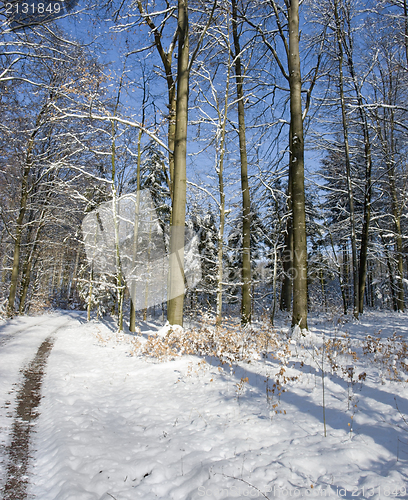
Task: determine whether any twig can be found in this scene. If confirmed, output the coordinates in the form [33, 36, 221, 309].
[395, 397, 408, 428]
[216, 472, 270, 499]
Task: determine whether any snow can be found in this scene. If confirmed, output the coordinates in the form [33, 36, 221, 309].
[0, 312, 81, 480]
[1, 311, 408, 499]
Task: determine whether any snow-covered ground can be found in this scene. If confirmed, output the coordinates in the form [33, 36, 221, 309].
[1, 310, 408, 499]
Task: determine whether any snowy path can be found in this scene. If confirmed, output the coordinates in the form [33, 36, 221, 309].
[0, 313, 87, 497]
[2, 312, 408, 499]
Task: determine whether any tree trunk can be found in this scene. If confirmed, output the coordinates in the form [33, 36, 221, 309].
[7, 99, 51, 316]
[232, 0, 251, 325]
[342, 15, 373, 315]
[7, 148, 34, 315]
[67, 249, 80, 302]
[381, 233, 398, 311]
[129, 127, 143, 332]
[384, 114, 404, 311]
[334, 0, 359, 318]
[342, 244, 349, 311]
[19, 220, 44, 314]
[288, 0, 308, 329]
[215, 51, 230, 327]
[167, 0, 189, 326]
[87, 267, 93, 321]
[280, 129, 293, 312]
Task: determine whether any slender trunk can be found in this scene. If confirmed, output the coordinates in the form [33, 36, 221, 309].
[215, 50, 230, 327]
[8, 213, 25, 316]
[395, 227, 405, 311]
[7, 100, 51, 316]
[342, 244, 349, 311]
[112, 187, 124, 331]
[143, 207, 154, 321]
[319, 268, 327, 312]
[67, 249, 80, 301]
[168, 90, 176, 198]
[167, 0, 189, 326]
[271, 240, 279, 325]
[367, 264, 374, 308]
[19, 221, 44, 314]
[87, 267, 93, 321]
[381, 233, 398, 311]
[56, 258, 64, 298]
[8, 146, 35, 315]
[110, 64, 128, 331]
[1, 252, 8, 283]
[383, 147, 404, 312]
[232, 0, 251, 325]
[334, 0, 359, 318]
[19, 256, 33, 315]
[329, 232, 348, 315]
[129, 128, 143, 332]
[385, 115, 404, 311]
[288, 0, 307, 329]
[342, 18, 373, 315]
[280, 129, 293, 312]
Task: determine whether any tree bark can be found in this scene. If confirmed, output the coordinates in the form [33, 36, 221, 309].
[280, 128, 293, 312]
[167, 0, 189, 326]
[19, 217, 44, 314]
[215, 48, 231, 327]
[129, 127, 143, 332]
[341, 13, 373, 315]
[288, 0, 308, 329]
[232, 0, 251, 325]
[334, 0, 359, 318]
[7, 102, 48, 316]
[377, 100, 405, 312]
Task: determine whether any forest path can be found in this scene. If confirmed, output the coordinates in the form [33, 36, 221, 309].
[1, 336, 55, 499]
[0, 312, 86, 499]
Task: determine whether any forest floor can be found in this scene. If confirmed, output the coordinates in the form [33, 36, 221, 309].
[1, 310, 408, 499]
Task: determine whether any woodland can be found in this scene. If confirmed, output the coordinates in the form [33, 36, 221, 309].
[1, 0, 408, 331]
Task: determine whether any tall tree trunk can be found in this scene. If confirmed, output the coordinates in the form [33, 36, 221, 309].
[378, 106, 405, 312]
[342, 15, 373, 315]
[8, 206, 26, 316]
[342, 243, 349, 310]
[389, 111, 405, 313]
[288, 0, 308, 329]
[381, 232, 398, 311]
[7, 139, 35, 315]
[280, 129, 293, 312]
[87, 267, 93, 321]
[215, 48, 231, 327]
[129, 127, 143, 332]
[7, 98, 52, 316]
[19, 218, 44, 314]
[232, 0, 251, 325]
[334, 0, 359, 318]
[167, 0, 189, 326]
[67, 248, 80, 302]
[270, 239, 279, 324]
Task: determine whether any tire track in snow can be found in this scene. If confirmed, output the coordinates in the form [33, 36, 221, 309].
[0, 317, 54, 348]
[1, 336, 55, 500]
